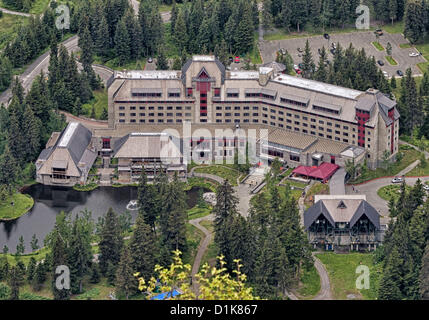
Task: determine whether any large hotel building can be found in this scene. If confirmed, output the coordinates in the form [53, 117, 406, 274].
[37, 55, 400, 185]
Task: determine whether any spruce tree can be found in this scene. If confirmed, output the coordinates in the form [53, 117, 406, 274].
[302, 39, 315, 79]
[115, 245, 135, 299]
[8, 266, 22, 300]
[99, 208, 123, 275]
[114, 18, 131, 65]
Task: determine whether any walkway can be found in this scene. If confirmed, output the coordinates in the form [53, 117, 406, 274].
[329, 168, 346, 195]
[0, 7, 32, 16]
[189, 214, 214, 295]
[312, 252, 332, 300]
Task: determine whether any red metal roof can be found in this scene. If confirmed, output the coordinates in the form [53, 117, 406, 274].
[292, 162, 339, 181]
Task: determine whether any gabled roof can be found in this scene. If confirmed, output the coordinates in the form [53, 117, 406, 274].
[304, 196, 381, 230]
[304, 200, 336, 229]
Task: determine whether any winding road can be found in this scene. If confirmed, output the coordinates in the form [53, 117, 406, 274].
[0, 0, 171, 106]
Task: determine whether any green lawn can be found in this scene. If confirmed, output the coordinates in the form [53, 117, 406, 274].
[315, 252, 381, 300]
[0, 0, 49, 14]
[282, 179, 307, 189]
[296, 264, 321, 299]
[349, 145, 422, 184]
[304, 182, 330, 208]
[0, 192, 34, 220]
[184, 177, 218, 193]
[81, 89, 108, 120]
[377, 184, 411, 201]
[0, 247, 49, 266]
[0, 12, 29, 50]
[406, 164, 429, 176]
[399, 43, 411, 49]
[415, 42, 429, 73]
[381, 21, 405, 34]
[385, 56, 397, 65]
[372, 41, 384, 51]
[194, 165, 242, 186]
[187, 206, 212, 220]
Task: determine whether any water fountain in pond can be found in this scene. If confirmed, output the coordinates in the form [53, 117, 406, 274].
[126, 200, 140, 211]
[203, 192, 216, 206]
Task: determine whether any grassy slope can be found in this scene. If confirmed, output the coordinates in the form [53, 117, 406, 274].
[316, 252, 381, 300]
[0, 12, 29, 50]
[377, 184, 411, 201]
[296, 264, 321, 299]
[81, 89, 108, 120]
[194, 165, 241, 186]
[0, 193, 34, 220]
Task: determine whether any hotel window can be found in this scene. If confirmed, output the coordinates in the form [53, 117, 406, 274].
[167, 113, 173, 117]
[335, 137, 340, 141]
[167, 106, 173, 110]
[263, 120, 268, 124]
[294, 114, 300, 119]
[244, 106, 250, 110]
[119, 106, 125, 110]
[279, 117, 284, 121]
[149, 106, 154, 110]
[270, 122, 276, 126]
[319, 120, 324, 124]
[327, 122, 332, 126]
[278, 123, 283, 127]
[263, 107, 268, 111]
[343, 132, 348, 136]
[216, 106, 222, 110]
[186, 106, 192, 110]
[327, 128, 332, 133]
[343, 125, 349, 130]
[294, 128, 300, 132]
[253, 106, 259, 110]
[263, 114, 268, 118]
[235, 106, 241, 110]
[311, 131, 316, 135]
[303, 123, 308, 127]
[311, 118, 316, 122]
[253, 113, 259, 116]
[130, 113, 136, 116]
[319, 126, 324, 131]
[168, 92, 180, 98]
[139, 106, 145, 110]
[236, 113, 241, 117]
[225, 113, 231, 116]
[158, 106, 164, 110]
[253, 119, 259, 123]
[244, 113, 250, 116]
[225, 119, 231, 123]
[287, 113, 292, 117]
[290, 155, 300, 162]
[119, 113, 125, 116]
[335, 124, 340, 128]
[271, 115, 276, 120]
[130, 106, 136, 110]
[214, 88, 221, 97]
[167, 119, 173, 123]
[185, 113, 192, 117]
[216, 119, 222, 123]
[343, 139, 349, 143]
[335, 130, 340, 134]
[176, 119, 182, 123]
[279, 111, 284, 115]
[176, 113, 182, 116]
[295, 121, 300, 125]
[303, 129, 308, 134]
[216, 113, 222, 116]
[327, 135, 332, 139]
[149, 113, 154, 116]
[130, 119, 136, 123]
[176, 106, 182, 110]
[319, 133, 324, 137]
[311, 125, 316, 129]
[225, 106, 231, 110]
[139, 119, 145, 123]
[287, 125, 292, 130]
[158, 113, 164, 116]
[119, 119, 125, 123]
[271, 109, 276, 113]
[287, 119, 292, 123]
[227, 92, 239, 98]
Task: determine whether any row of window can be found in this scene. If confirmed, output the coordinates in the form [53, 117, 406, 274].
[118, 106, 192, 111]
[118, 113, 192, 117]
[118, 119, 192, 123]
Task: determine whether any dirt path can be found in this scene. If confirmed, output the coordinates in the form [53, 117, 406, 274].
[189, 214, 214, 294]
[312, 252, 333, 300]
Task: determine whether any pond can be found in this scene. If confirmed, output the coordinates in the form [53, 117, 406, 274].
[0, 184, 208, 254]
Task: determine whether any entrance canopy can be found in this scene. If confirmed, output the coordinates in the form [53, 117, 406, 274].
[292, 162, 339, 182]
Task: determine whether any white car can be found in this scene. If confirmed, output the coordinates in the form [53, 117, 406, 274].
[423, 185, 429, 191]
[391, 177, 404, 183]
[382, 71, 389, 78]
[409, 52, 419, 57]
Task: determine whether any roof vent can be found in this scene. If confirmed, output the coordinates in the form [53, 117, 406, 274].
[337, 200, 347, 209]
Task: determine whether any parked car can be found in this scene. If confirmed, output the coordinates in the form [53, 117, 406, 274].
[396, 70, 404, 76]
[377, 60, 384, 66]
[293, 65, 301, 74]
[297, 47, 303, 53]
[298, 63, 304, 69]
[374, 29, 383, 36]
[229, 56, 234, 63]
[324, 33, 330, 39]
[147, 57, 153, 63]
[330, 48, 336, 55]
[279, 48, 287, 55]
[391, 176, 404, 183]
[423, 184, 429, 191]
[234, 56, 240, 63]
[382, 71, 389, 78]
[409, 52, 419, 57]
[331, 42, 336, 49]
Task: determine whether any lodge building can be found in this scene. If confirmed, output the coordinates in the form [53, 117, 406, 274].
[37, 56, 400, 185]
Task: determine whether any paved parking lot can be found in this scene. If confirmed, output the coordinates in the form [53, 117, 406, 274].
[259, 31, 426, 77]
